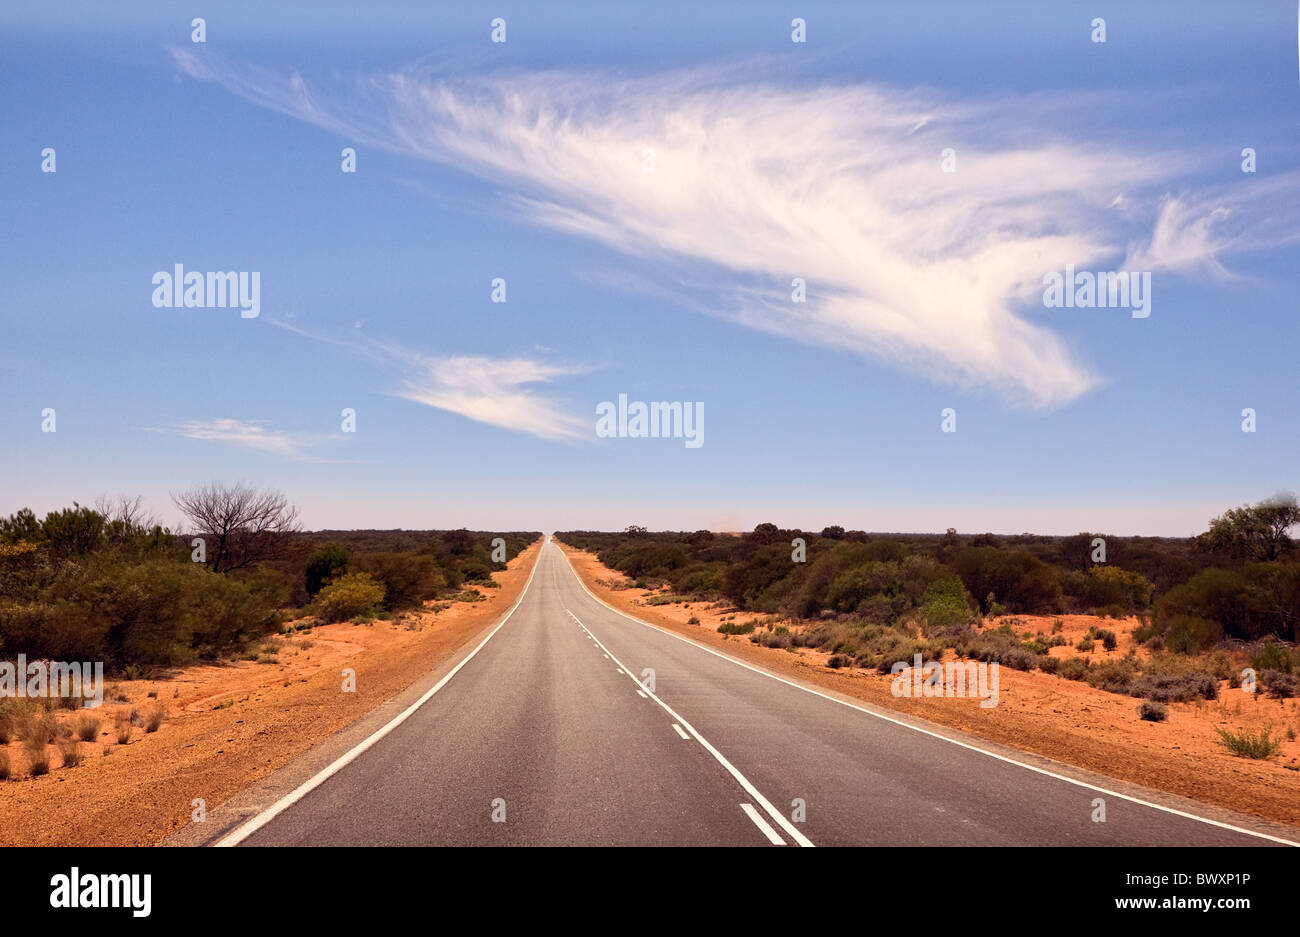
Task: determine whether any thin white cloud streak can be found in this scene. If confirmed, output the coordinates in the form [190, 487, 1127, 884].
[390, 352, 590, 441]
[170, 50, 1300, 407]
[173, 418, 299, 455]
[169, 417, 364, 463]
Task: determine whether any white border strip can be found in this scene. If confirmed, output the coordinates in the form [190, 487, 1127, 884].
[212, 540, 545, 847]
[556, 543, 1300, 847]
[741, 803, 786, 845]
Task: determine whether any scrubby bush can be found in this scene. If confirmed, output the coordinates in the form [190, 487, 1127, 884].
[74, 715, 100, 743]
[1058, 658, 1091, 682]
[1138, 701, 1168, 722]
[355, 552, 445, 610]
[1262, 670, 1299, 699]
[717, 619, 756, 635]
[1085, 659, 1138, 694]
[1216, 725, 1280, 759]
[1000, 647, 1040, 671]
[310, 573, 386, 623]
[1130, 671, 1219, 702]
[1252, 639, 1292, 674]
[24, 738, 49, 776]
[57, 740, 83, 768]
[952, 548, 1059, 614]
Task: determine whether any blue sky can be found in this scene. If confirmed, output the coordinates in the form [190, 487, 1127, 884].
[2, 1, 1298, 535]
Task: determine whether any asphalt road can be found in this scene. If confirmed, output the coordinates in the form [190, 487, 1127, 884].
[218, 539, 1294, 847]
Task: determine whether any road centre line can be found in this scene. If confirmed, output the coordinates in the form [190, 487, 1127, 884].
[566, 604, 813, 848]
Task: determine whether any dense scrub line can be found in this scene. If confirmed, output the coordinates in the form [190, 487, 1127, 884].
[0, 488, 538, 671]
[559, 496, 1300, 651]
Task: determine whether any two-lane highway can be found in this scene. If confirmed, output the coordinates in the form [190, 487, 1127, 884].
[213, 538, 1295, 847]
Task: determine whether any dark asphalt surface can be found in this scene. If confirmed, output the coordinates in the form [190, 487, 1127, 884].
[230, 539, 1293, 847]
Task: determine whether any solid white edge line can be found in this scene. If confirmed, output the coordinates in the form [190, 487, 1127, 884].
[741, 803, 787, 845]
[568, 607, 815, 848]
[555, 543, 1300, 848]
[671, 723, 690, 739]
[211, 539, 546, 847]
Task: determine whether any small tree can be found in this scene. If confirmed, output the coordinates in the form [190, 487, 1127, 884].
[172, 482, 300, 573]
[1199, 494, 1300, 562]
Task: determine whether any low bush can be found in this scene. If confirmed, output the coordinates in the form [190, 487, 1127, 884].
[1085, 659, 1139, 694]
[1215, 725, 1280, 759]
[74, 715, 101, 742]
[1058, 658, 1091, 682]
[1138, 701, 1168, 722]
[1262, 669, 1299, 699]
[1000, 647, 1040, 672]
[1130, 671, 1219, 703]
[24, 739, 49, 776]
[310, 573, 386, 623]
[718, 620, 755, 635]
[58, 740, 83, 768]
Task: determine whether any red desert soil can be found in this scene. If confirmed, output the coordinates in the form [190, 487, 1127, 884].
[0, 540, 541, 846]
[559, 544, 1300, 829]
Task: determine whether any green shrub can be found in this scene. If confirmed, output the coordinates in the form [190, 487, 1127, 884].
[310, 573, 386, 623]
[355, 552, 445, 610]
[1058, 658, 1090, 682]
[1215, 725, 1280, 759]
[717, 620, 755, 635]
[1252, 639, 1292, 674]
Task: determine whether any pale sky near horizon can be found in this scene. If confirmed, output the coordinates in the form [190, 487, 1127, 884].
[2, 1, 1298, 536]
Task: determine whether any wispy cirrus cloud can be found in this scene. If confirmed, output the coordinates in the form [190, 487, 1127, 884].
[170, 49, 1300, 408]
[172, 418, 301, 455]
[165, 417, 361, 462]
[390, 353, 589, 441]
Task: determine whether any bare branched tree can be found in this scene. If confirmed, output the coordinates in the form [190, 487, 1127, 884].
[171, 482, 301, 573]
[94, 494, 158, 533]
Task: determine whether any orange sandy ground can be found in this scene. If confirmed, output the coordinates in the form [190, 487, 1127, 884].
[0, 540, 541, 846]
[559, 544, 1300, 829]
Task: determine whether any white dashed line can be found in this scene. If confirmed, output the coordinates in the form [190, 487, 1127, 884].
[671, 723, 690, 740]
[566, 604, 813, 848]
